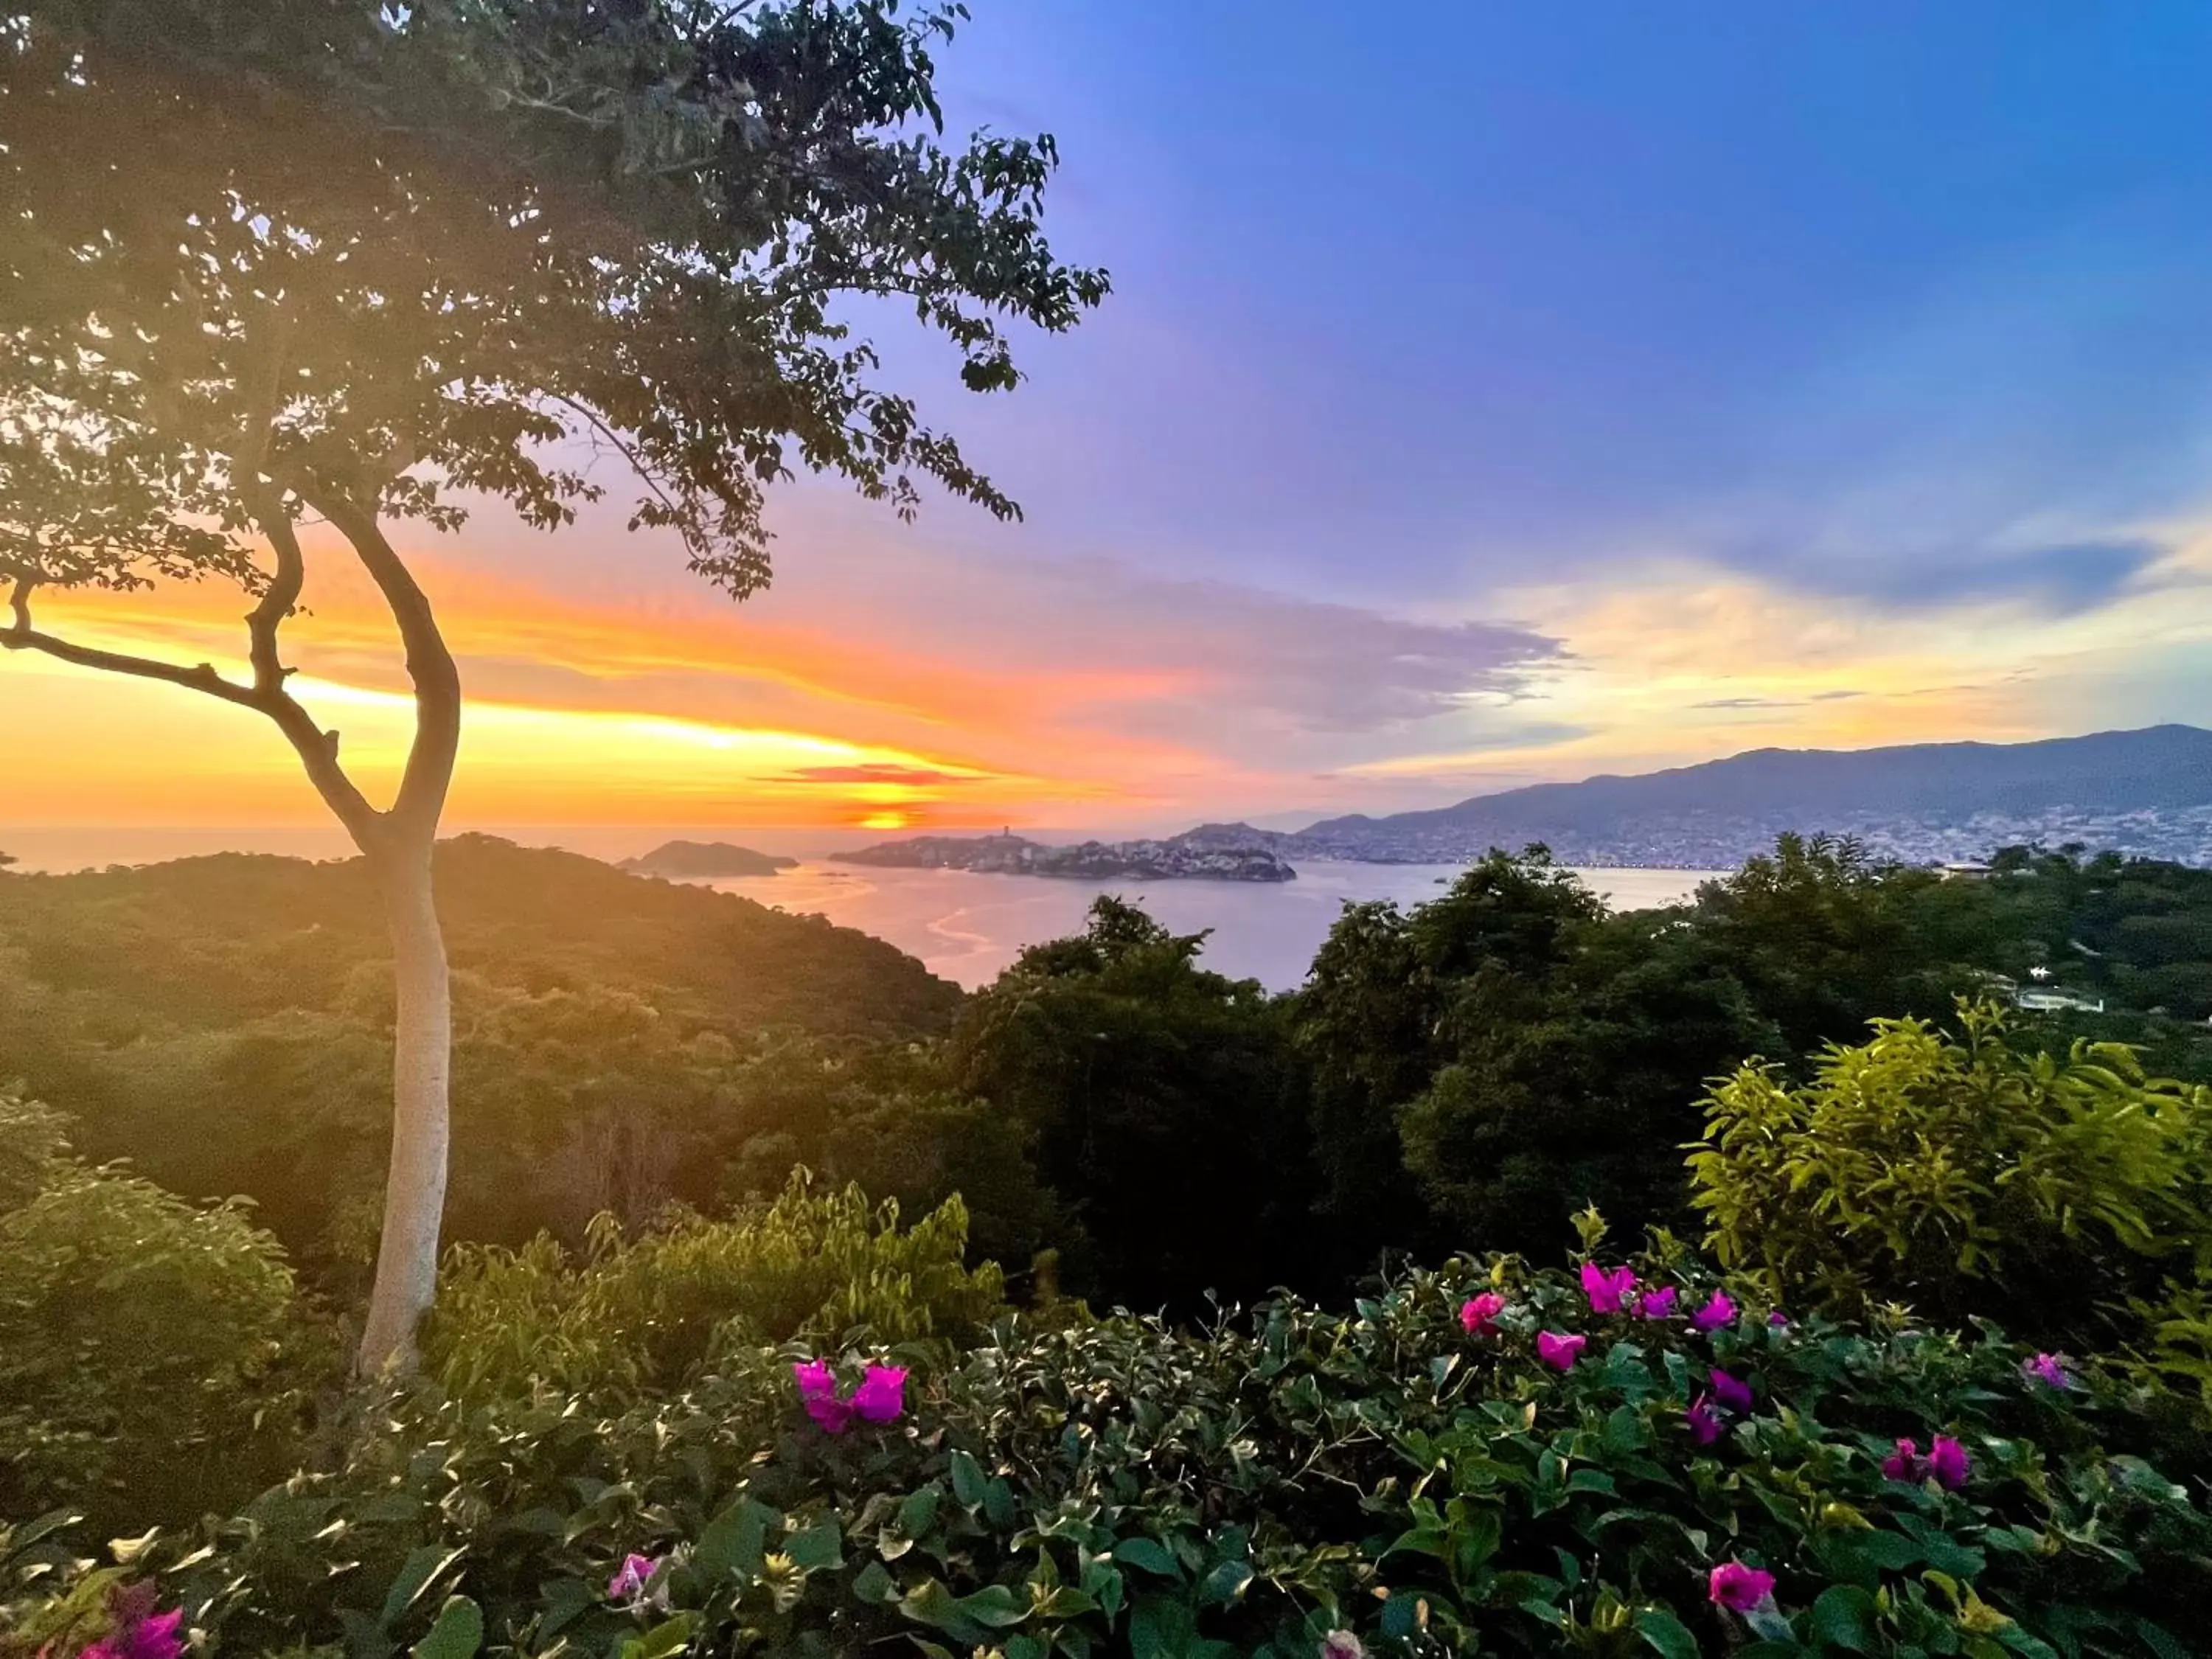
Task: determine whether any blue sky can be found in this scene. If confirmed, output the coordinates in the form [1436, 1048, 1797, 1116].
[915, 1, 2212, 607]
[14, 2, 2212, 830]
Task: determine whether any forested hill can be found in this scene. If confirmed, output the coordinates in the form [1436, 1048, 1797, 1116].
[0, 836, 962, 1261]
[0, 833, 961, 1036]
[1290, 723, 2212, 866]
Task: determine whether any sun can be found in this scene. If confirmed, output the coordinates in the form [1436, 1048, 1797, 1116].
[858, 810, 911, 831]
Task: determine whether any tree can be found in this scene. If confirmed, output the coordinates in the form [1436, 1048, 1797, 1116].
[945, 897, 1314, 1309]
[0, 1, 1105, 1371]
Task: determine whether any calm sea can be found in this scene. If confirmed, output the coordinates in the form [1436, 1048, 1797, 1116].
[0, 825, 1715, 992]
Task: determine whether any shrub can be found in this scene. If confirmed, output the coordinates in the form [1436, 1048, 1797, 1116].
[1688, 1002, 2212, 1351]
[420, 1169, 1006, 1405]
[0, 1089, 307, 1533]
[15, 1244, 2207, 1659]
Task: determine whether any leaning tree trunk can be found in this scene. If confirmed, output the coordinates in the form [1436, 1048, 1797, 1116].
[355, 832, 453, 1377]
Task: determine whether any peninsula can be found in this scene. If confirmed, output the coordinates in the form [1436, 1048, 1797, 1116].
[833, 825, 1297, 883]
[619, 840, 800, 879]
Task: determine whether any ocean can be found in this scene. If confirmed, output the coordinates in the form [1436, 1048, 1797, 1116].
[0, 826, 1715, 992]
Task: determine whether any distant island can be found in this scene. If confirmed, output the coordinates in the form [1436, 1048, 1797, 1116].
[834, 825, 1297, 883]
[619, 839, 800, 879]
[1259, 725, 2212, 869]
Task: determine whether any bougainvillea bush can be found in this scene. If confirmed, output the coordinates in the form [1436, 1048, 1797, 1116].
[6, 1234, 2206, 1659]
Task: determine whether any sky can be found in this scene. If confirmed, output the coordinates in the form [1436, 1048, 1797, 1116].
[9, 1, 2212, 835]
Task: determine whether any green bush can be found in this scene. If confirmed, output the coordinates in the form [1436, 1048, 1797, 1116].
[1688, 1003, 2212, 1352]
[14, 1242, 2207, 1659]
[0, 1089, 307, 1532]
[420, 1169, 1006, 1405]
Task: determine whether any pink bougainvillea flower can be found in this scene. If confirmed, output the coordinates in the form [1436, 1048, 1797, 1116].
[1318, 1632, 1366, 1659]
[1537, 1331, 1587, 1370]
[1709, 1369, 1753, 1414]
[1686, 1394, 1725, 1445]
[852, 1363, 908, 1424]
[1927, 1434, 1971, 1490]
[2023, 1352, 2076, 1390]
[793, 1360, 855, 1433]
[1459, 1291, 1507, 1336]
[607, 1553, 662, 1603]
[1690, 1290, 1737, 1332]
[1767, 1310, 1790, 1329]
[1580, 1262, 1636, 1314]
[1636, 1287, 1678, 1321]
[1882, 1438, 1924, 1482]
[85, 1607, 186, 1659]
[1708, 1562, 1776, 1612]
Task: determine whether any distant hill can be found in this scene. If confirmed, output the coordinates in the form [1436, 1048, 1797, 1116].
[620, 839, 799, 878]
[834, 824, 1295, 883]
[0, 833, 959, 1037]
[0, 834, 965, 1259]
[1286, 725, 2212, 867]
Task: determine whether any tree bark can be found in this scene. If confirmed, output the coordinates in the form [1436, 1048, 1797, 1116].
[355, 833, 453, 1377]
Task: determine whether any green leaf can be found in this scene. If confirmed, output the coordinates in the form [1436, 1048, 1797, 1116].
[956, 1585, 1030, 1629]
[618, 1613, 699, 1659]
[1197, 1559, 1253, 1607]
[409, 1596, 482, 1659]
[1113, 1537, 1181, 1579]
[380, 1545, 467, 1632]
[1810, 1585, 1877, 1652]
[852, 1561, 898, 1605]
[785, 1520, 844, 1573]
[1032, 1585, 1100, 1619]
[1128, 1593, 1196, 1659]
[1635, 1607, 1700, 1659]
[694, 1497, 773, 1582]
[897, 1486, 941, 1541]
[949, 1450, 988, 1508]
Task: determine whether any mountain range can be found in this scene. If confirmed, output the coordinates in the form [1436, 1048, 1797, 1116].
[1267, 724, 2212, 868]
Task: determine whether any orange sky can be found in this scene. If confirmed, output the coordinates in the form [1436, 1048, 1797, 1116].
[5, 494, 2209, 835]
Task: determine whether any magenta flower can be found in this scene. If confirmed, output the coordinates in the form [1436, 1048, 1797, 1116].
[1927, 1434, 1971, 1490]
[1708, 1561, 1776, 1613]
[83, 1607, 185, 1659]
[1686, 1394, 1724, 1445]
[1690, 1290, 1736, 1332]
[2023, 1352, 2076, 1390]
[1767, 1310, 1790, 1328]
[852, 1363, 908, 1424]
[1318, 1633, 1366, 1659]
[1709, 1368, 1753, 1414]
[793, 1359, 855, 1434]
[1882, 1438, 1924, 1482]
[1537, 1330, 1586, 1370]
[1459, 1291, 1507, 1335]
[607, 1553, 662, 1603]
[1580, 1262, 1636, 1314]
[1636, 1287, 1678, 1320]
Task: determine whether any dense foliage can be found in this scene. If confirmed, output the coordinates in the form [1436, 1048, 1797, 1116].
[1690, 1005, 2211, 1355]
[1293, 838, 2212, 1274]
[7, 1243, 2207, 1659]
[0, 838, 964, 1273]
[0, 1090, 307, 1535]
[4, 834, 2212, 1655]
[6, 834, 2211, 1319]
[422, 1172, 1006, 1407]
[942, 897, 1315, 1310]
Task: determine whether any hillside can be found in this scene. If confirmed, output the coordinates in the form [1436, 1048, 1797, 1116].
[0, 835, 963, 1257]
[619, 839, 799, 877]
[1290, 724, 2212, 866]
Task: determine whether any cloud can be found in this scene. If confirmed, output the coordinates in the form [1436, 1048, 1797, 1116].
[759, 764, 990, 787]
[1692, 689, 1865, 709]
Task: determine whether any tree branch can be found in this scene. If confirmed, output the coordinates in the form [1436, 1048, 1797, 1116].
[2, 573, 385, 844]
[306, 489, 462, 842]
